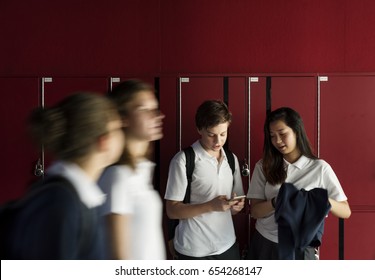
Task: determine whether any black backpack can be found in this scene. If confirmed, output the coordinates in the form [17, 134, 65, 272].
[167, 146, 235, 242]
[0, 176, 94, 259]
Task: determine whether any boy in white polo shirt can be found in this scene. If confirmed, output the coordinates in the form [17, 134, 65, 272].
[165, 100, 244, 260]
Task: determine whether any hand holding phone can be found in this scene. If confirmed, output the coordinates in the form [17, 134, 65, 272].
[229, 195, 246, 202]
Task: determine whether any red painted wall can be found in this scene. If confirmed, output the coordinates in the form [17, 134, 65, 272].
[0, 0, 160, 76]
[1, 0, 375, 76]
[160, 0, 375, 73]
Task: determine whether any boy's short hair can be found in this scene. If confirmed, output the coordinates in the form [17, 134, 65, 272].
[195, 100, 232, 130]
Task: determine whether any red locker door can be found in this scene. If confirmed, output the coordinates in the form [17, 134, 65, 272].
[248, 77, 267, 174]
[41, 77, 109, 172]
[179, 77, 223, 149]
[271, 76, 318, 153]
[227, 77, 251, 258]
[0, 78, 40, 203]
[247, 76, 317, 170]
[109, 76, 156, 91]
[159, 75, 180, 257]
[228, 77, 249, 192]
[320, 75, 375, 260]
[43, 77, 109, 106]
[159, 75, 179, 198]
[247, 77, 267, 246]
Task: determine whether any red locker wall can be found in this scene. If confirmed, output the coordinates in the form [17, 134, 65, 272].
[0, 78, 40, 203]
[0, 77, 112, 203]
[320, 75, 375, 259]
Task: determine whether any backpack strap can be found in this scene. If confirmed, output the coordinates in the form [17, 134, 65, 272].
[223, 146, 235, 175]
[167, 147, 194, 245]
[183, 146, 195, 204]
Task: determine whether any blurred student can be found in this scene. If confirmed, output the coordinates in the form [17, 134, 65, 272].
[165, 100, 244, 260]
[98, 79, 166, 259]
[6, 92, 125, 259]
[247, 107, 351, 260]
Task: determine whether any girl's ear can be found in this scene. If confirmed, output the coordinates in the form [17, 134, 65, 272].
[97, 133, 110, 152]
[122, 117, 130, 128]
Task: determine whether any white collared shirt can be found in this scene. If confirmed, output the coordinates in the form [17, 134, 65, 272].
[164, 140, 244, 257]
[47, 161, 106, 209]
[99, 160, 166, 260]
[247, 155, 348, 243]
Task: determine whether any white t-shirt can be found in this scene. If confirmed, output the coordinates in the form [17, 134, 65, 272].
[247, 155, 348, 243]
[99, 160, 166, 260]
[164, 140, 244, 257]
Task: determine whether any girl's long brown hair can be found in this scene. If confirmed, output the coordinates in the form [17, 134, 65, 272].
[262, 107, 317, 185]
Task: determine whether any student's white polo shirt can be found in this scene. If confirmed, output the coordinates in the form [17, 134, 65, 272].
[247, 155, 348, 243]
[165, 140, 244, 257]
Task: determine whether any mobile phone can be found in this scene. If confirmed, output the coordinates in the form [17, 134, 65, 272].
[229, 195, 246, 202]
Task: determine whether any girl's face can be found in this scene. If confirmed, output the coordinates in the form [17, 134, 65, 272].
[124, 90, 164, 142]
[198, 122, 229, 156]
[269, 120, 300, 162]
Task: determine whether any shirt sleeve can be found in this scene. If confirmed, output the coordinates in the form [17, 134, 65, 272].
[321, 160, 348, 201]
[247, 160, 267, 200]
[164, 151, 189, 201]
[99, 166, 133, 215]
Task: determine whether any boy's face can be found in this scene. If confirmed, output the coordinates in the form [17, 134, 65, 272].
[198, 122, 229, 156]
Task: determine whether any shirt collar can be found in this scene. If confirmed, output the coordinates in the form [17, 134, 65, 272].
[192, 140, 227, 162]
[135, 159, 156, 184]
[284, 155, 310, 170]
[47, 161, 106, 208]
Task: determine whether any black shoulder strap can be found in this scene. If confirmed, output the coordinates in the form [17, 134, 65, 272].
[167, 147, 194, 242]
[223, 147, 235, 175]
[183, 146, 195, 204]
